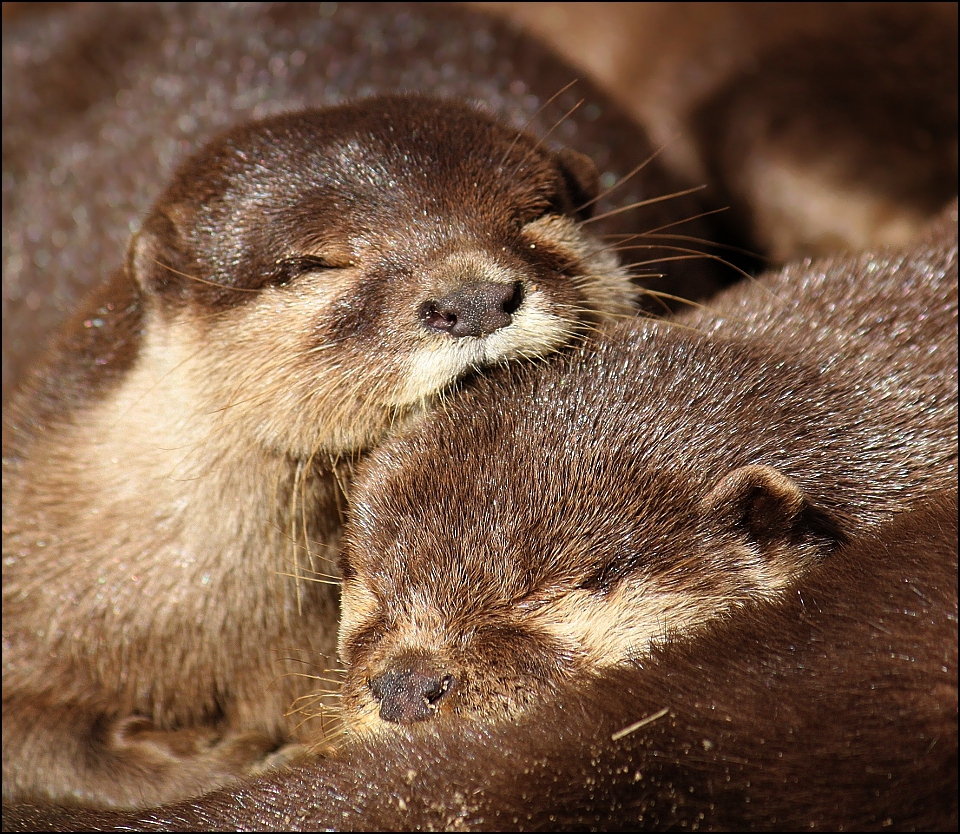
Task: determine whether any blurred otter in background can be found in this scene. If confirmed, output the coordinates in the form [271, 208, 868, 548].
[479, 1, 958, 260]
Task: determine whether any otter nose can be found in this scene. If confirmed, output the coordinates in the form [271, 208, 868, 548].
[368, 661, 458, 724]
[419, 281, 523, 337]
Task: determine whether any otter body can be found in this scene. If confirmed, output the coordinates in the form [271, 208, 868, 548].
[4, 1, 956, 825]
[1, 71, 644, 816]
[336, 208, 957, 728]
[11, 206, 952, 834]
[3, 0, 723, 810]
[6, 492, 955, 831]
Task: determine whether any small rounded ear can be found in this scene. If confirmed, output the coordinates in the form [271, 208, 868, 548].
[127, 205, 193, 296]
[700, 465, 846, 582]
[700, 464, 806, 546]
[556, 147, 600, 220]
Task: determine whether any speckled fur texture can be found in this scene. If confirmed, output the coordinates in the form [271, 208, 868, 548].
[5, 490, 955, 831]
[5, 201, 954, 834]
[2, 1, 957, 828]
[335, 204, 957, 730]
[2, 2, 719, 811]
[1, 93, 641, 808]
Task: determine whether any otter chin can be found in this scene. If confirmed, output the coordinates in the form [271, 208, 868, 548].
[2, 94, 637, 809]
[337, 210, 957, 734]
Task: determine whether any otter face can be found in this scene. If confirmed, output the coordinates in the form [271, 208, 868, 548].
[128, 95, 635, 456]
[336, 327, 845, 734]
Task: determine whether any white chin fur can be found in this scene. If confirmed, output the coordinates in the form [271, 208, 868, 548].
[394, 228, 636, 407]
[394, 291, 570, 406]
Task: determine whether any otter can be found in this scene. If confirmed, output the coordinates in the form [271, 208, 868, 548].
[20, 205, 947, 830]
[5, 491, 955, 831]
[3, 2, 730, 810]
[334, 204, 956, 730]
[480, 2, 959, 261]
[0, 90, 646, 807]
[6, 203, 953, 834]
[2, 1, 728, 402]
[4, 0, 953, 823]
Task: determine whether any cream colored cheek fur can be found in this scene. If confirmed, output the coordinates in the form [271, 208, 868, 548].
[398, 220, 635, 406]
[528, 551, 807, 670]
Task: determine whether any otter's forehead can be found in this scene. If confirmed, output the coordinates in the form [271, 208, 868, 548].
[341, 342, 703, 611]
[158, 95, 583, 291]
[340, 317, 886, 613]
[218, 96, 560, 208]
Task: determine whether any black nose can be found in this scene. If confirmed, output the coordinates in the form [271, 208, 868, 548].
[419, 281, 524, 337]
[368, 661, 458, 724]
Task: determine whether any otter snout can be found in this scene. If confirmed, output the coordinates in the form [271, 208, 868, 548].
[419, 281, 524, 337]
[368, 656, 458, 724]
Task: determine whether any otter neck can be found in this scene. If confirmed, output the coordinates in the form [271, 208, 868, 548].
[52, 313, 346, 596]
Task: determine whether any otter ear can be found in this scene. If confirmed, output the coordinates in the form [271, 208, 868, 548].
[127, 206, 193, 295]
[556, 147, 600, 220]
[699, 465, 845, 588]
[700, 464, 808, 547]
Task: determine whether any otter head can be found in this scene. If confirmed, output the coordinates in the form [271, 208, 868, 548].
[336, 326, 845, 733]
[127, 94, 635, 457]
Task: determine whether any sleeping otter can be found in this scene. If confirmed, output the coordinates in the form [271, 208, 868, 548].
[4, 1, 955, 824]
[4, 0, 732, 810]
[3, 1, 727, 402]
[5, 202, 952, 834]
[335, 204, 956, 730]
[1, 93, 642, 808]
[5, 491, 955, 831]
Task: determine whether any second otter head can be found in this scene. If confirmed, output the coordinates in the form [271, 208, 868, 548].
[336, 322, 857, 735]
[127, 94, 635, 457]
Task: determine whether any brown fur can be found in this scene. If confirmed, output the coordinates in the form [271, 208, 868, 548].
[336, 206, 957, 729]
[2, 1, 728, 402]
[0, 89, 647, 808]
[5, 492, 954, 831]
[3, 0, 956, 824]
[6, 209, 953, 833]
[479, 2, 958, 260]
[4, 0, 738, 809]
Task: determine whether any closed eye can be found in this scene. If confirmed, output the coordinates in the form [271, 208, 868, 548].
[273, 255, 339, 286]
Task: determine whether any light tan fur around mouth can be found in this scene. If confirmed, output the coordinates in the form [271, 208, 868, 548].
[397, 222, 636, 407]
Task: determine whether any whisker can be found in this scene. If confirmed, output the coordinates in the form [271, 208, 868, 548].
[150, 256, 260, 292]
[499, 78, 579, 168]
[275, 571, 341, 586]
[580, 185, 707, 226]
[513, 98, 585, 178]
[576, 142, 671, 214]
[618, 244, 757, 284]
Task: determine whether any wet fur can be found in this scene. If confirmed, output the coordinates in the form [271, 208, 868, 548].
[2, 1, 727, 401]
[2, 1, 726, 811]
[2, 1, 956, 826]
